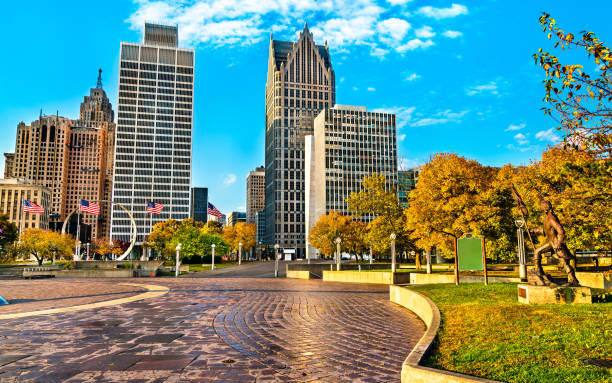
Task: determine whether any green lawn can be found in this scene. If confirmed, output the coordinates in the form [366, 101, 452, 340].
[409, 283, 612, 383]
[188, 263, 235, 272]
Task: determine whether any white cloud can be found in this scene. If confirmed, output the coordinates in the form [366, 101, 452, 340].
[367, 87, 376, 91]
[535, 128, 561, 143]
[399, 158, 421, 170]
[513, 133, 530, 146]
[415, 26, 435, 39]
[410, 109, 468, 127]
[352, 86, 359, 91]
[405, 73, 421, 81]
[442, 30, 462, 38]
[372, 106, 416, 129]
[223, 174, 237, 186]
[466, 81, 498, 96]
[396, 38, 434, 53]
[377, 18, 411, 41]
[418, 4, 468, 19]
[128, 0, 466, 55]
[387, 0, 413, 5]
[399, 133, 406, 141]
[505, 123, 526, 132]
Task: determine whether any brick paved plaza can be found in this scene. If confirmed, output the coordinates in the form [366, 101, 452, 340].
[0, 278, 424, 382]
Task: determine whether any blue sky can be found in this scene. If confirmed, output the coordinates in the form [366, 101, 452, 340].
[1, 1, 610, 215]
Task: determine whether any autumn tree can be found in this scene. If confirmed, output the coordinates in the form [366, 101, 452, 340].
[512, 146, 612, 253]
[405, 153, 515, 260]
[346, 173, 414, 256]
[0, 214, 18, 252]
[308, 212, 367, 258]
[92, 238, 113, 259]
[203, 220, 223, 235]
[234, 222, 256, 252]
[535, 13, 612, 157]
[16, 229, 75, 265]
[146, 219, 182, 258]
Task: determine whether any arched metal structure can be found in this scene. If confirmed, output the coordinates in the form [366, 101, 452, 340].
[61, 200, 137, 261]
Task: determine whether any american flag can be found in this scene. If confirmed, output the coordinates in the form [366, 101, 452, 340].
[147, 201, 164, 214]
[80, 199, 100, 215]
[207, 202, 223, 218]
[23, 200, 44, 213]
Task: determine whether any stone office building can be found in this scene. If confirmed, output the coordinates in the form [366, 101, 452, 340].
[305, 105, 398, 259]
[0, 178, 50, 231]
[264, 23, 335, 257]
[246, 166, 265, 224]
[111, 23, 195, 243]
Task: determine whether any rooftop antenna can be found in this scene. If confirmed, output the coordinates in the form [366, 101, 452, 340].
[96, 68, 103, 89]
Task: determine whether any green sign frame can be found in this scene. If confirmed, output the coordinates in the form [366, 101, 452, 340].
[457, 236, 484, 271]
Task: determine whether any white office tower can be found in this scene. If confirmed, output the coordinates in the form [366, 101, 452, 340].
[111, 23, 194, 244]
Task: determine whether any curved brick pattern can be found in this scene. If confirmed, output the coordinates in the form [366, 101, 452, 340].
[0, 280, 147, 314]
[0, 278, 424, 382]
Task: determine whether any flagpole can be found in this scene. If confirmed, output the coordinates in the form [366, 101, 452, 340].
[19, 199, 24, 242]
[75, 199, 81, 260]
[149, 208, 153, 260]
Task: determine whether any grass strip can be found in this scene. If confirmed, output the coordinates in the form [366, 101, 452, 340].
[409, 283, 611, 383]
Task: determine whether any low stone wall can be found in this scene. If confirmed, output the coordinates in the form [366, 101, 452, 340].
[389, 285, 500, 383]
[23, 269, 135, 278]
[323, 270, 411, 284]
[74, 260, 164, 270]
[576, 272, 612, 290]
[286, 270, 312, 280]
[287, 263, 392, 278]
[410, 273, 521, 285]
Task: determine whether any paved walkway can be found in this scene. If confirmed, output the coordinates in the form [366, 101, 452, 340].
[0, 278, 424, 382]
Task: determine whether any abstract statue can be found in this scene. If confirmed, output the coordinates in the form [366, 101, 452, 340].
[511, 184, 580, 287]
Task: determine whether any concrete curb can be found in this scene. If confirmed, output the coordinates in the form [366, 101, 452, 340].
[0, 283, 169, 320]
[389, 285, 501, 383]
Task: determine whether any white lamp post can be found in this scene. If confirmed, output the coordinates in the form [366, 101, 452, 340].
[211, 243, 216, 270]
[515, 219, 527, 280]
[369, 243, 373, 265]
[390, 233, 397, 273]
[238, 242, 242, 265]
[175, 243, 182, 278]
[335, 237, 342, 271]
[274, 244, 280, 278]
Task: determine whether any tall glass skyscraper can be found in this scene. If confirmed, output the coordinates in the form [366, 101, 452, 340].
[264, 24, 335, 257]
[111, 23, 194, 243]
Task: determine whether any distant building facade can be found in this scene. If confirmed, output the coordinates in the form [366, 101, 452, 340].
[305, 105, 397, 259]
[264, 24, 335, 257]
[11, 115, 72, 227]
[111, 23, 195, 243]
[0, 178, 50, 231]
[398, 166, 422, 207]
[3, 153, 14, 178]
[256, 210, 265, 244]
[246, 166, 265, 224]
[227, 211, 247, 227]
[190, 187, 208, 223]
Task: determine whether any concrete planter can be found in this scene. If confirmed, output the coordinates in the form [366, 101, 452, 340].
[323, 270, 411, 284]
[22, 269, 134, 278]
[575, 272, 612, 290]
[286, 270, 312, 279]
[410, 273, 521, 285]
[389, 285, 500, 383]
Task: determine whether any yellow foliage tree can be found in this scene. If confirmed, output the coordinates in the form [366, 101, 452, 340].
[308, 212, 366, 258]
[405, 153, 513, 259]
[512, 146, 612, 252]
[17, 229, 75, 265]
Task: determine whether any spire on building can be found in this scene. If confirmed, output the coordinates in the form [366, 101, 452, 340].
[96, 69, 103, 89]
[304, 21, 309, 32]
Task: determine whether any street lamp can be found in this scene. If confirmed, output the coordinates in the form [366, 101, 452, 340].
[390, 233, 397, 273]
[335, 237, 342, 271]
[175, 243, 182, 278]
[238, 242, 242, 265]
[425, 232, 432, 274]
[515, 219, 527, 280]
[369, 243, 373, 265]
[211, 243, 216, 270]
[274, 244, 280, 278]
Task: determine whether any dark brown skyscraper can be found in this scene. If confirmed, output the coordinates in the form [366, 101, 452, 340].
[264, 24, 335, 257]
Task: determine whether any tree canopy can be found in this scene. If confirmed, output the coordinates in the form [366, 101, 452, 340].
[535, 13, 612, 157]
[308, 212, 367, 258]
[15, 229, 75, 265]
